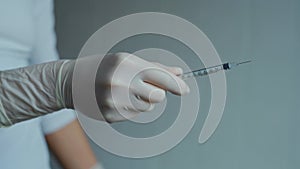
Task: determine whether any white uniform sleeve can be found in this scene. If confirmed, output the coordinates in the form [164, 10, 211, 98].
[41, 109, 76, 135]
[31, 0, 76, 134]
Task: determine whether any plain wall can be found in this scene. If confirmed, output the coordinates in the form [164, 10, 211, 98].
[54, 0, 300, 169]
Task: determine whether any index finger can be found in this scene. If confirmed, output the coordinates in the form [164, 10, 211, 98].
[141, 66, 190, 95]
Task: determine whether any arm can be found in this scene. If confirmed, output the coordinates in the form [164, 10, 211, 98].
[32, 0, 98, 168]
[45, 119, 98, 169]
[0, 53, 189, 126]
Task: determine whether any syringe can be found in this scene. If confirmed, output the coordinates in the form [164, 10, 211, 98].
[181, 60, 251, 79]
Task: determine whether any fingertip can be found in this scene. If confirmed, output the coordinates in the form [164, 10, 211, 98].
[178, 84, 190, 95]
[173, 75, 190, 95]
[173, 67, 183, 76]
[185, 84, 190, 94]
[149, 89, 166, 103]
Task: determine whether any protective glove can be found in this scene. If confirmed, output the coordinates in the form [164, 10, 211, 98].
[0, 60, 72, 126]
[0, 53, 189, 127]
[89, 163, 105, 169]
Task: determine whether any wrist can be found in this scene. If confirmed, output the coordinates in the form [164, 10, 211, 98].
[56, 59, 75, 109]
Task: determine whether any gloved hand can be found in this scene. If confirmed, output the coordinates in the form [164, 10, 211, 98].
[0, 53, 189, 127]
[89, 163, 105, 169]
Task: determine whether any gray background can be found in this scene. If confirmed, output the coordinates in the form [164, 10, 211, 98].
[53, 0, 300, 168]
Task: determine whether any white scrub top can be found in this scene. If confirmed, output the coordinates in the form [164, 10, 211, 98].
[0, 0, 76, 168]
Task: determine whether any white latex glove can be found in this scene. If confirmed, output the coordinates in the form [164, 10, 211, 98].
[78, 53, 189, 122]
[0, 60, 72, 126]
[89, 163, 105, 169]
[0, 53, 189, 127]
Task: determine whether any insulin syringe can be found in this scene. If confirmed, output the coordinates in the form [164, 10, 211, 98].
[181, 60, 251, 79]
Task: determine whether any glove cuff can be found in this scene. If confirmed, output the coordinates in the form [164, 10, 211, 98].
[55, 60, 75, 109]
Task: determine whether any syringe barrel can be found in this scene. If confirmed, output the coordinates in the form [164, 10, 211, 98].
[181, 64, 226, 79]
